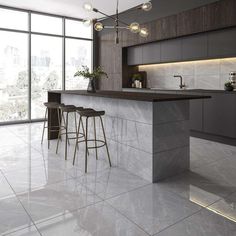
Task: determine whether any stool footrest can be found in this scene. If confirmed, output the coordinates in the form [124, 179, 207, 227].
[77, 139, 106, 149]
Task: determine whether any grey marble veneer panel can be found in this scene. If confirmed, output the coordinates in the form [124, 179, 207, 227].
[118, 99, 153, 124]
[153, 146, 190, 182]
[153, 120, 190, 153]
[153, 100, 189, 125]
[117, 143, 153, 182]
[117, 118, 153, 153]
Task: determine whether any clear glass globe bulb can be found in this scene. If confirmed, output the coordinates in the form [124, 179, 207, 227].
[129, 22, 140, 33]
[94, 22, 104, 31]
[142, 2, 152, 11]
[83, 18, 92, 27]
[139, 27, 149, 37]
[83, 2, 93, 12]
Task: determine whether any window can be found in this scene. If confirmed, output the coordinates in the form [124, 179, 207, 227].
[0, 8, 28, 30]
[0, 6, 93, 124]
[31, 35, 62, 119]
[31, 14, 62, 35]
[0, 31, 28, 122]
[66, 39, 92, 90]
[66, 19, 92, 39]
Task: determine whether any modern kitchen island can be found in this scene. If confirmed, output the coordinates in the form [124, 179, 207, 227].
[48, 90, 210, 182]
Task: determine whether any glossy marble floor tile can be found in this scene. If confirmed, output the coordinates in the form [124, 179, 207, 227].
[0, 172, 15, 199]
[1, 123, 236, 236]
[5, 226, 41, 236]
[0, 195, 33, 235]
[158, 170, 229, 207]
[208, 191, 236, 224]
[17, 178, 102, 224]
[155, 208, 236, 236]
[36, 201, 148, 236]
[78, 167, 149, 200]
[4, 163, 75, 194]
[107, 184, 202, 235]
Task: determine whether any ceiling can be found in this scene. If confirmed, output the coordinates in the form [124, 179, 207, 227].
[0, 0, 146, 19]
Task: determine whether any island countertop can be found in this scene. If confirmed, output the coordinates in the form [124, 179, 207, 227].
[49, 90, 210, 102]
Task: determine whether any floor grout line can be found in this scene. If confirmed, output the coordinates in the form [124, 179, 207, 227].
[1, 170, 43, 236]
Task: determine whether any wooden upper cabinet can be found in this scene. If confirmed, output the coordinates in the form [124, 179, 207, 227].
[177, 7, 205, 36]
[156, 15, 177, 40]
[204, 0, 236, 31]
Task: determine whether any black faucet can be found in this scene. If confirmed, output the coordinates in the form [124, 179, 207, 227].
[174, 75, 186, 89]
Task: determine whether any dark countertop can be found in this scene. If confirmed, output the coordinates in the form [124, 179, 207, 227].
[49, 90, 210, 102]
[123, 88, 236, 94]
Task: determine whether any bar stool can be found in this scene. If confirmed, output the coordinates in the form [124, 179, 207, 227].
[41, 102, 61, 149]
[56, 105, 85, 160]
[73, 109, 112, 173]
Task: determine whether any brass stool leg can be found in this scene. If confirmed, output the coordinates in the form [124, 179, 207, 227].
[100, 116, 111, 167]
[56, 109, 62, 154]
[57, 108, 62, 140]
[85, 117, 89, 173]
[41, 108, 48, 144]
[81, 118, 89, 156]
[65, 112, 69, 160]
[73, 116, 81, 165]
[93, 117, 98, 160]
[48, 108, 52, 149]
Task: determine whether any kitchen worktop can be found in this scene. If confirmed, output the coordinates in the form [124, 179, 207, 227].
[122, 87, 236, 94]
[49, 90, 210, 102]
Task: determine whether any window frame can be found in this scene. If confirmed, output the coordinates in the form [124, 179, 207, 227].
[0, 5, 94, 125]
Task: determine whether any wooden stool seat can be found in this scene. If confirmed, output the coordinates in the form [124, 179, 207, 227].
[78, 110, 105, 117]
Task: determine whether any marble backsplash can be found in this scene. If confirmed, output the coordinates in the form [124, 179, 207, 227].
[138, 57, 236, 90]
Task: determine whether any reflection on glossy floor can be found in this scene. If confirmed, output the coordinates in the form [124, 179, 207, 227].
[0, 123, 236, 236]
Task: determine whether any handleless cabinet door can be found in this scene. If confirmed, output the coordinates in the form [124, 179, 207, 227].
[142, 42, 161, 64]
[182, 34, 207, 61]
[208, 28, 236, 58]
[160, 38, 182, 63]
[127, 46, 143, 65]
[203, 93, 236, 138]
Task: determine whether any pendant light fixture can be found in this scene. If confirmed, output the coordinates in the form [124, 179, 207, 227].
[82, 0, 152, 44]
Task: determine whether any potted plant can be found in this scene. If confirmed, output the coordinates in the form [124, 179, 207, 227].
[224, 81, 234, 91]
[74, 66, 108, 93]
[131, 73, 143, 88]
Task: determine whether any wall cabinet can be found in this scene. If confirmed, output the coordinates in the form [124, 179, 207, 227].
[142, 43, 161, 64]
[127, 46, 142, 65]
[160, 38, 182, 63]
[182, 34, 207, 61]
[208, 28, 236, 58]
[126, 27, 236, 66]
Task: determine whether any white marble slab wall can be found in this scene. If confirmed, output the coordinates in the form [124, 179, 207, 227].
[139, 58, 236, 90]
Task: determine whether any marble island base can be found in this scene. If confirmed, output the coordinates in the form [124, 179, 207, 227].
[49, 92, 191, 182]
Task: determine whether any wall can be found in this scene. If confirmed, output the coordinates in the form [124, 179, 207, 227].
[138, 58, 236, 90]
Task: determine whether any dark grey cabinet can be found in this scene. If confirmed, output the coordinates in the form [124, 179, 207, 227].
[142, 43, 161, 64]
[190, 98, 204, 132]
[160, 38, 182, 63]
[126, 27, 236, 66]
[203, 93, 236, 138]
[182, 34, 207, 61]
[127, 46, 142, 65]
[208, 28, 236, 58]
